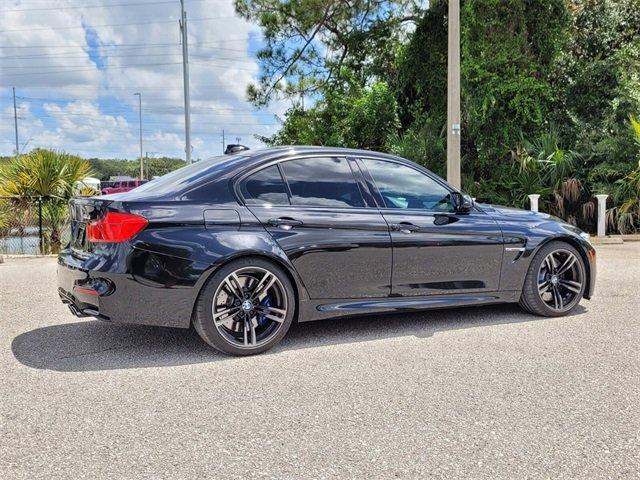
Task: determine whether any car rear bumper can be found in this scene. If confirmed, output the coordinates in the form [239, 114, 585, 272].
[57, 247, 203, 328]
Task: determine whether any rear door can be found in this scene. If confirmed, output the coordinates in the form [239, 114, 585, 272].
[239, 156, 392, 299]
[358, 158, 504, 296]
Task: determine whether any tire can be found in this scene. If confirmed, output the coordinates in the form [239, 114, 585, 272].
[193, 257, 296, 356]
[519, 241, 586, 317]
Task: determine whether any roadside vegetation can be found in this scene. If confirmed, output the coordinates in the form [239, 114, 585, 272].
[0, 149, 92, 253]
[0, 150, 187, 253]
[237, 0, 640, 233]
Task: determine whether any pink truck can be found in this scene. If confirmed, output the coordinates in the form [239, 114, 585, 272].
[101, 179, 148, 195]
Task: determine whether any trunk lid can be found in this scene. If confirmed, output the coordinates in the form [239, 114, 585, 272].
[68, 197, 112, 255]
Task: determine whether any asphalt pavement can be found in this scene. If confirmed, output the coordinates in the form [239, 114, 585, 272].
[1, 243, 639, 479]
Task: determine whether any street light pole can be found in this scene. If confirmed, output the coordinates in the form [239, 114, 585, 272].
[134, 93, 143, 179]
[180, 0, 192, 164]
[12, 87, 19, 156]
[447, 0, 461, 189]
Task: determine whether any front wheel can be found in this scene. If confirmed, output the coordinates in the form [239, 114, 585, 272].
[193, 258, 295, 356]
[519, 241, 586, 317]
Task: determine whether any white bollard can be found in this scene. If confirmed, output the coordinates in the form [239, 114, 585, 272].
[528, 194, 540, 212]
[595, 194, 608, 237]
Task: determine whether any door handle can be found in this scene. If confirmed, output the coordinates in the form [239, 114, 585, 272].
[391, 222, 420, 234]
[267, 217, 303, 230]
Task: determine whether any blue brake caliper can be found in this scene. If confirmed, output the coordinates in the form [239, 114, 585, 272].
[258, 296, 271, 326]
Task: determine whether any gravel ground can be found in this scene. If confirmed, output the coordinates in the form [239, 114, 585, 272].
[1, 243, 639, 479]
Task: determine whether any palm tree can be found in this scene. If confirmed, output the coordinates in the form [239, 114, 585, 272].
[0, 149, 92, 253]
[516, 127, 584, 223]
[0, 149, 91, 198]
[608, 116, 640, 233]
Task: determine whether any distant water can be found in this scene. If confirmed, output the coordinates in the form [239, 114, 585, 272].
[0, 235, 41, 254]
[0, 227, 71, 255]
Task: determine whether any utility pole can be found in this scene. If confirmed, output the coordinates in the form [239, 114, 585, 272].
[12, 87, 19, 156]
[179, 0, 192, 164]
[222, 129, 225, 153]
[447, 0, 461, 189]
[134, 92, 144, 179]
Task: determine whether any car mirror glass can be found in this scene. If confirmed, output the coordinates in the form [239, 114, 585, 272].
[451, 192, 473, 213]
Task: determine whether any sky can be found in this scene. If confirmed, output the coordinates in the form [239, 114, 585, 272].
[0, 0, 286, 160]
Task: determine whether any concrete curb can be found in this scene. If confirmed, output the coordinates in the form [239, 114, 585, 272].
[592, 234, 640, 245]
[0, 254, 58, 261]
[592, 237, 624, 245]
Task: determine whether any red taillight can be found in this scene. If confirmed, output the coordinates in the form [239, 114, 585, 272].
[87, 212, 148, 243]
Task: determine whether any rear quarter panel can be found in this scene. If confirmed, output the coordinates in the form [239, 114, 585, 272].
[119, 201, 309, 327]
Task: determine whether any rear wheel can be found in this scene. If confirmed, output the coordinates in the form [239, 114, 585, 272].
[519, 241, 586, 317]
[194, 258, 295, 356]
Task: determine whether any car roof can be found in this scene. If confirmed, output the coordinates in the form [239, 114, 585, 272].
[106, 146, 426, 202]
[227, 146, 412, 172]
[243, 145, 405, 161]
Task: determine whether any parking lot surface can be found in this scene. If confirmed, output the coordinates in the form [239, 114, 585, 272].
[1, 243, 639, 479]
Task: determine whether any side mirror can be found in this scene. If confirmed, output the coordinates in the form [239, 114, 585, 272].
[451, 192, 474, 213]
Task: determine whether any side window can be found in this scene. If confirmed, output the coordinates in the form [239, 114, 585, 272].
[280, 157, 364, 208]
[362, 159, 454, 212]
[241, 165, 289, 205]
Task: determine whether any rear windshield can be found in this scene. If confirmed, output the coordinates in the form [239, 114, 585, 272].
[132, 155, 249, 195]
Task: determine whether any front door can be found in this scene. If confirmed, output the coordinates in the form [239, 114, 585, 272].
[240, 156, 392, 299]
[358, 158, 504, 296]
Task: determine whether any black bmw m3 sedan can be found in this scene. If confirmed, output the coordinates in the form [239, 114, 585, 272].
[58, 147, 596, 355]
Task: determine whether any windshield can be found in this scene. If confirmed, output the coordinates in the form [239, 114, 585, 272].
[132, 155, 249, 195]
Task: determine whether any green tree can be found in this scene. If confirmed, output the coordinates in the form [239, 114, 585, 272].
[234, 0, 422, 105]
[263, 81, 400, 150]
[556, 0, 640, 190]
[394, 0, 569, 179]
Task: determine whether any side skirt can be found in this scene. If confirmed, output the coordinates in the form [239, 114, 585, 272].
[298, 291, 520, 323]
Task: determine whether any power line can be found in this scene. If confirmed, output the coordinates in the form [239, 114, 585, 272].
[1, 50, 180, 60]
[0, 39, 257, 49]
[2, 0, 178, 13]
[1, 0, 224, 13]
[1, 52, 259, 64]
[1, 84, 259, 90]
[1, 58, 181, 69]
[0, 105, 263, 120]
[20, 105, 279, 126]
[1, 54, 260, 68]
[9, 95, 276, 113]
[8, 99, 279, 118]
[0, 62, 183, 77]
[0, 15, 236, 33]
[2, 62, 260, 75]
[27, 111, 277, 124]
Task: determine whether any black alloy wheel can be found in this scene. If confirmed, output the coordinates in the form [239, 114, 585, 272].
[193, 258, 295, 355]
[519, 241, 586, 317]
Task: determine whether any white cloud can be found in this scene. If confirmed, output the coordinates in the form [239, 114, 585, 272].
[0, 0, 288, 160]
